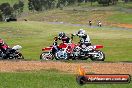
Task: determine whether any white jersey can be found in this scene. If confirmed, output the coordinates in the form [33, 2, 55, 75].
[79, 34, 91, 43]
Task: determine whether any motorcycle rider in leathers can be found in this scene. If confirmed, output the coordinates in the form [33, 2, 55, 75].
[52, 32, 71, 55]
[73, 29, 91, 46]
[0, 39, 9, 52]
[0, 39, 10, 58]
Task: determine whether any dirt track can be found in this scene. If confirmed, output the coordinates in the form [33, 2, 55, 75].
[113, 23, 132, 29]
[0, 61, 132, 74]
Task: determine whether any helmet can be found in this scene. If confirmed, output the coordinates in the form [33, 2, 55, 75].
[78, 29, 86, 34]
[58, 32, 65, 39]
[0, 39, 4, 46]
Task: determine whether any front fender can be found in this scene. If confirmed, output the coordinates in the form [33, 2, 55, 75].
[42, 47, 53, 51]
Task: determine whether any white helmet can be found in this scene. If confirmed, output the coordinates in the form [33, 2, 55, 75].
[78, 29, 85, 34]
[79, 29, 83, 31]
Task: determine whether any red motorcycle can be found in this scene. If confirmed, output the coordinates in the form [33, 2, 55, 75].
[40, 39, 105, 61]
[40, 42, 76, 60]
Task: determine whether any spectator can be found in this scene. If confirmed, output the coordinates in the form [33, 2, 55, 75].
[98, 21, 102, 27]
[89, 20, 92, 26]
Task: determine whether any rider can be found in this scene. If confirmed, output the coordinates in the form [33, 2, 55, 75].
[73, 29, 91, 46]
[58, 32, 71, 43]
[52, 32, 71, 54]
[0, 39, 9, 53]
[53, 32, 71, 45]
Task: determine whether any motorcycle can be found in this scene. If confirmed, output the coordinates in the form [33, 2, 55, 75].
[40, 38, 105, 61]
[0, 45, 24, 59]
[73, 44, 105, 61]
[40, 42, 75, 60]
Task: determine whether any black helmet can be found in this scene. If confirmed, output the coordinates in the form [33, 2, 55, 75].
[58, 32, 65, 39]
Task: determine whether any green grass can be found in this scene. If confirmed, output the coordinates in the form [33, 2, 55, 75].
[0, 70, 131, 88]
[24, 9, 108, 25]
[0, 21, 132, 61]
[117, 1, 132, 9]
[23, 7, 132, 25]
[107, 13, 132, 24]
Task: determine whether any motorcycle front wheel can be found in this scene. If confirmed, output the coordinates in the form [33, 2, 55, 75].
[40, 52, 53, 60]
[90, 50, 105, 61]
[55, 51, 69, 60]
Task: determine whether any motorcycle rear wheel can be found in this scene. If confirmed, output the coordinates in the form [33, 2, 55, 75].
[90, 50, 105, 61]
[15, 53, 24, 59]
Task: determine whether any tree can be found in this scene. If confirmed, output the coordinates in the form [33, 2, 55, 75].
[97, 0, 118, 6]
[13, 3, 19, 15]
[0, 11, 2, 21]
[57, 0, 75, 8]
[18, 0, 24, 13]
[13, 0, 24, 16]
[28, 0, 35, 11]
[97, 0, 110, 6]
[28, 0, 56, 11]
[78, 0, 84, 3]
[0, 3, 13, 20]
[67, 0, 77, 5]
[47, 0, 56, 9]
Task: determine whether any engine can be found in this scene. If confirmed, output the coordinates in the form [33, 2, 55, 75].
[73, 46, 81, 57]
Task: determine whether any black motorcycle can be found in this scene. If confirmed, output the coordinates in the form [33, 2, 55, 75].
[0, 45, 24, 59]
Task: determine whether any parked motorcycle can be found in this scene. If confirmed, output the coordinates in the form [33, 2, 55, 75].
[0, 45, 24, 59]
[40, 41, 105, 61]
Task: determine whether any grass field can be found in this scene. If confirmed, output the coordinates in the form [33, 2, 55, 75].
[0, 70, 131, 88]
[21, 2, 132, 26]
[0, 21, 132, 61]
[0, 1, 132, 88]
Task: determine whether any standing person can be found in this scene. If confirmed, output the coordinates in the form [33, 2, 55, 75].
[89, 20, 92, 26]
[98, 21, 102, 27]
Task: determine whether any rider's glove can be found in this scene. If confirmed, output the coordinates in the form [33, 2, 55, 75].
[72, 33, 77, 36]
[54, 36, 58, 41]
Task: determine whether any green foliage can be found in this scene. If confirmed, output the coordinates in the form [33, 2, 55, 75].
[28, 0, 56, 11]
[0, 0, 24, 21]
[0, 3, 13, 20]
[98, 0, 110, 5]
[18, 0, 24, 13]
[97, 0, 118, 6]
[13, 0, 24, 15]
[0, 11, 3, 21]
[107, 13, 132, 24]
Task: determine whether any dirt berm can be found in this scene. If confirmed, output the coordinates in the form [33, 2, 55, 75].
[0, 61, 132, 74]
